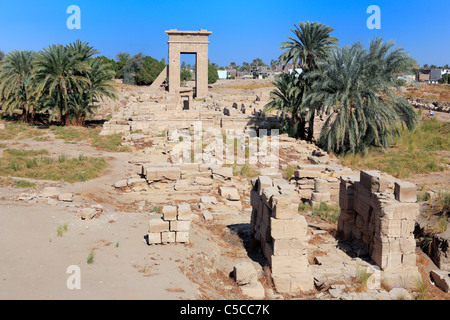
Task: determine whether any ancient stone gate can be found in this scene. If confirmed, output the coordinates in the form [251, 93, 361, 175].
[165, 29, 212, 99]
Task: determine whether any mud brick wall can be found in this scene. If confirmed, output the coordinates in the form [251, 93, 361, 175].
[337, 170, 420, 286]
[250, 176, 314, 295]
[147, 205, 191, 244]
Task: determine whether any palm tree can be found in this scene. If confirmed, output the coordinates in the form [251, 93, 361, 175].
[305, 38, 418, 154]
[0, 50, 37, 122]
[277, 21, 338, 140]
[264, 72, 306, 137]
[67, 58, 118, 126]
[34, 44, 90, 125]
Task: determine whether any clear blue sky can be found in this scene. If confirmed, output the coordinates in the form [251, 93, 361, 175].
[0, 0, 448, 67]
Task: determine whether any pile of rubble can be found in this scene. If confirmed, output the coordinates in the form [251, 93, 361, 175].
[250, 175, 314, 295]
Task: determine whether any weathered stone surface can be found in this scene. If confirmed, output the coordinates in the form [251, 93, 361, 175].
[162, 205, 177, 221]
[161, 231, 176, 243]
[80, 208, 96, 220]
[394, 181, 417, 202]
[270, 216, 308, 240]
[212, 166, 233, 179]
[202, 211, 213, 220]
[430, 270, 450, 293]
[271, 255, 309, 274]
[170, 220, 190, 232]
[257, 176, 273, 195]
[239, 282, 265, 299]
[58, 193, 73, 202]
[233, 262, 258, 285]
[114, 180, 128, 188]
[40, 187, 59, 198]
[218, 186, 239, 199]
[175, 231, 189, 243]
[147, 232, 162, 245]
[271, 194, 298, 220]
[148, 218, 170, 233]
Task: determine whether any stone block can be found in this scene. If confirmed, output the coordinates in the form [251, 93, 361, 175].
[270, 216, 308, 240]
[381, 202, 420, 220]
[170, 220, 190, 232]
[311, 191, 330, 203]
[147, 232, 162, 245]
[233, 262, 258, 285]
[202, 211, 213, 221]
[297, 164, 327, 171]
[430, 270, 450, 293]
[240, 282, 265, 299]
[80, 208, 96, 220]
[114, 180, 128, 188]
[394, 181, 417, 203]
[271, 255, 309, 274]
[273, 239, 305, 256]
[271, 195, 298, 220]
[261, 187, 279, 208]
[40, 187, 59, 198]
[148, 218, 170, 233]
[162, 205, 178, 221]
[161, 231, 176, 243]
[314, 178, 329, 192]
[175, 231, 190, 243]
[294, 170, 322, 178]
[257, 176, 273, 195]
[58, 193, 73, 202]
[127, 178, 148, 189]
[360, 170, 386, 192]
[218, 186, 239, 199]
[250, 189, 260, 208]
[212, 166, 233, 179]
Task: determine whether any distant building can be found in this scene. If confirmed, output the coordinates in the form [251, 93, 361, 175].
[429, 69, 442, 84]
[225, 68, 236, 78]
[217, 70, 227, 80]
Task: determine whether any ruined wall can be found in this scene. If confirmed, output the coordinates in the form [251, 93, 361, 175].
[338, 170, 420, 286]
[250, 176, 314, 295]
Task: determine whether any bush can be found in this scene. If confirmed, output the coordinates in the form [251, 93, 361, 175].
[208, 63, 219, 84]
[180, 69, 192, 82]
[136, 56, 166, 85]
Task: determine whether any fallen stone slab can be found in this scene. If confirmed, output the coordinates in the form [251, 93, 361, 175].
[239, 282, 265, 299]
[218, 186, 239, 199]
[233, 262, 258, 286]
[39, 187, 59, 198]
[212, 166, 233, 179]
[431, 270, 450, 293]
[58, 193, 73, 202]
[114, 180, 128, 188]
[202, 211, 213, 220]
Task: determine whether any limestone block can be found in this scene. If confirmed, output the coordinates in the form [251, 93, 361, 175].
[250, 189, 261, 208]
[175, 231, 189, 243]
[202, 211, 213, 221]
[114, 180, 128, 188]
[273, 239, 306, 256]
[381, 202, 420, 220]
[161, 231, 176, 243]
[271, 194, 298, 220]
[314, 178, 329, 192]
[270, 216, 308, 240]
[148, 219, 170, 233]
[162, 205, 178, 221]
[297, 164, 327, 171]
[195, 176, 213, 186]
[257, 175, 273, 195]
[147, 232, 162, 245]
[294, 170, 322, 178]
[58, 193, 73, 202]
[311, 191, 330, 203]
[80, 208, 96, 220]
[240, 282, 265, 299]
[394, 181, 417, 203]
[177, 204, 192, 220]
[430, 270, 450, 293]
[399, 237, 416, 254]
[271, 255, 309, 274]
[218, 186, 239, 199]
[262, 186, 279, 208]
[211, 166, 233, 179]
[360, 170, 387, 192]
[233, 262, 258, 285]
[170, 220, 190, 232]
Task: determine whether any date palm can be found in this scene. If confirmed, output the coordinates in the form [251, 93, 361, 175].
[306, 38, 418, 154]
[0, 50, 37, 122]
[34, 44, 90, 125]
[277, 21, 338, 140]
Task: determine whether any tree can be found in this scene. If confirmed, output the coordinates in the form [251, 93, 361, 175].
[277, 21, 338, 140]
[123, 53, 144, 85]
[208, 63, 219, 84]
[67, 57, 118, 126]
[115, 52, 130, 79]
[136, 56, 165, 85]
[240, 62, 251, 73]
[305, 38, 418, 154]
[264, 72, 305, 137]
[0, 49, 4, 61]
[0, 50, 37, 122]
[34, 44, 90, 125]
[229, 62, 237, 69]
[180, 69, 192, 82]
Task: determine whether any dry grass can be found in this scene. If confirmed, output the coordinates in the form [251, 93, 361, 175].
[403, 84, 450, 102]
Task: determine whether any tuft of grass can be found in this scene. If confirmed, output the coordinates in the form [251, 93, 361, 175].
[354, 266, 372, 292]
[115, 241, 119, 248]
[14, 180, 36, 188]
[57, 223, 68, 237]
[150, 206, 162, 213]
[87, 250, 95, 264]
[298, 202, 312, 213]
[284, 165, 296, 180]
[415, 276, 428, 300]
[311, 202, 341, 223]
